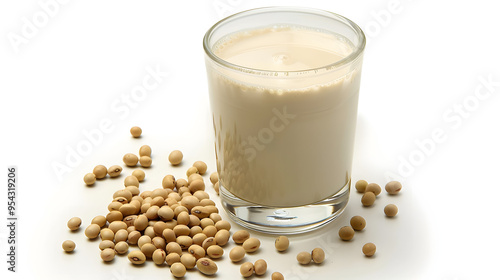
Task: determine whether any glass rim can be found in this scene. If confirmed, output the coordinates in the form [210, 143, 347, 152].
[203, 6, 366, 75]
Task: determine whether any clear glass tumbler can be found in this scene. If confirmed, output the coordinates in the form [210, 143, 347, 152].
[203, 7, 365, 233]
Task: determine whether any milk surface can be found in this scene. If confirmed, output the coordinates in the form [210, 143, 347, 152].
[207, 26, 362, 207]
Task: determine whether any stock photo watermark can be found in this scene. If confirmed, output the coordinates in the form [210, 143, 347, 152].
[212, 0, 244, 18]
[385, 74, 500, 182]
[7, 0, 70, 53]
[50, 64, 169, 181]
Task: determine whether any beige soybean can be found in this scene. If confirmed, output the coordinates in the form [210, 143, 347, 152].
[168, 150, 183, 166]
[93, 165, 107, 179]
[139, 145, 152, 157]
[91, 215, 106, 228]
[132, 169, 145, 182]
[177, 236, 193, 250]
[101, 248, 115, 262]
[167, 242, 183, 255]
[209, 172, 218, 184]
[152, 236, 166, 250]
[339, 226, 355, 241]
[196, 257, 218, 275]
[385, 181, 402, 194]
[202, 237, 216, 250]
[84, 224, 100, 239]
[141, 243, 156, 259]
[128, 250, 146, 265]
[297, 251, 312, 265]
[207, 245, 224, 259]
[275, 236, 289, 252]
[365, 183, 382, 196]
[130, 126, 142, 137]
[188, 173, 203, 184]
[162, 228, 176, 243]
[240, 262, 254, 277]
[62, 240, 76, 252]
[361, 192, 376, 207]
[202, 225, 217, 238]
[192, 233, 208, 246]
[214, 229, 230, 246]
[123, 153, 139, 167]
[180, 253, 197, 269]
[355, 179, 368, 193]
[189, 179, 205, 193]
[215, 220, 231, 231]
[100, 228, 114, 241]
[137, 235, 152, 248]
[272, 272, 284, 280]
[232, 230, 250, 244]
[311, 248, 325, 264]
[162, 175, 176, 190]
[199, 198, 215, 207]
[254, 259, 267, 276]
[140, 156, 152, 168]
[193, 161, 208, 175]
[114, 229, 128, 242]
[124, 175, 139, 187]
[209, 213, 222, 223]
[152, 249, 167, 265]
[134, 215, 149, 231]
[243, 237, 260, 253]
[229, 246, 245, 262]
[384, 204, 398, 217]
[115, 241, 129, 254]
[200, 218, 214, 229]
[108, 221, 127, 233]
[83, 173, 96, 186]
[170, 262, 187, 277]
[193, 191, 210, 201]
[186, 166, 199, 178]
[350, 216, 366, 231]
[106, 211, 123, 223]
[214, 182, 220, 195]
[188, 244, 205, 259]
[176, 178, 188, 189]
[362, 242, 376, 257]
[67, 217, 82, 231]
[128, 231, 141, 245]
[107, 165, 123, 178]
[99, 240, 115, 251]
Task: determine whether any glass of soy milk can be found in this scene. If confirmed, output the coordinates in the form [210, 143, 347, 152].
[203, 7, 365, 233]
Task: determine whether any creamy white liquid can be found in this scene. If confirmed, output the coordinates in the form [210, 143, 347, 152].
[207, 26, 362, 207]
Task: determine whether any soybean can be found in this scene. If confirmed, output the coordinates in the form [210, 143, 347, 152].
[93, 165, 107, 179]
[139, 145, 151, 157]
[272, 272, 285, 280]
[196, 257, 218, 275]
[254, 259, 267, 276]
[124, 175, 139, 187]
[232, 230, 250, 244]
[84, 224, 100, 239]
[350, 216, 366, 231]
[209, 172, 218, 184]
[140, 156, 152, 168]
[296, 251, 312, 265]
[186, 166, 199, 177]
[180, 253, 197, 269]
[91, 215, 106, 227]
[206, 245, 223, 259]
[128, 250, 146, 265]
[385, 181, 402, 194]
[62, 240, 76, 252]
[193, 161, 207, 175]
[338, 226, 355, 241]
[107, 165, 122, 178]
[83, 173, 96, 186]
[168, 150, 183, 166]
[362, 242, 376, 257]
[115, 241, 129, 254]
[101, 248, 115, 262]
[311, 248, 325, 264]
[170, 262, 187, 277]
[229, 246, 245, 262]
[123, 153, 139, 167]
[365, 183, 381, 196]
[214, 229, 230, 246]
[275, 236, 289, 252]
[361, 192, 376, 207]
[355, 179, 368, 193]
[130, 126, 142, 137]
[240, 262, 254, 277]
[242, 237, 260, 253]
[67, 217, 82, 231]
[384, 204, 398, 217]
[152, 249, 166, 265]
[99, 240, 115, 250]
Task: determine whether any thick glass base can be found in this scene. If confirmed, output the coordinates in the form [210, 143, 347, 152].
[220, 181, 350, 234]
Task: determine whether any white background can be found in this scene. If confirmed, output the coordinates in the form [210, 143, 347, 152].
[1, 0, 499, 279]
